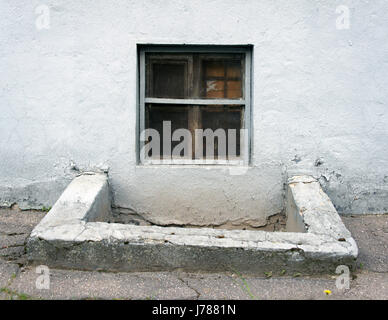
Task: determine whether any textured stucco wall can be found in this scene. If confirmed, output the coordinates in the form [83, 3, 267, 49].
[1, 0, 387, 227]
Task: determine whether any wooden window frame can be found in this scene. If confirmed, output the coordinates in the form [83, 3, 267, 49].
[138, 45, 252, 166]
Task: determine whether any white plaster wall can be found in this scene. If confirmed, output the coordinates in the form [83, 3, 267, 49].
[1, 0, 387, 226]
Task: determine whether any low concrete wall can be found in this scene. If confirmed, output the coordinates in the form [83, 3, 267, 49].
[286, 175, 354, 239]
[27, 174, 358, 274]
[30, 173, 111, 230]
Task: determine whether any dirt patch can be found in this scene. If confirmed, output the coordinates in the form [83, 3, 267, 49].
[108, 207, 286, 232]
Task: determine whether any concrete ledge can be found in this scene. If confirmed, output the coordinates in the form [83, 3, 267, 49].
[286, 175, 353, 239]
[27, 174, 358, 275]
[30, 173, 111, 231]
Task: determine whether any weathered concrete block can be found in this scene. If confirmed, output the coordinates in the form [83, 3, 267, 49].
[286, 175, 353, 239]
[27, 174, 358, 275]
[31, 173, 111, 231]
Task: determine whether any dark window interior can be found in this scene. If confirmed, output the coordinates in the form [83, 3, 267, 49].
[145, 104, 189, 158]
[151, 63, 186, 99]
[201, 106, 242, 158]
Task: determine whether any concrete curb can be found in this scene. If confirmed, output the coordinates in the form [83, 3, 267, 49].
[27, 174, 358, 275]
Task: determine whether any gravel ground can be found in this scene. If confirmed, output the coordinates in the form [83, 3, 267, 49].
[0, 208, 387, 300]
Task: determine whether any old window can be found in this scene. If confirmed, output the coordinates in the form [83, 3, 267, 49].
[139, 46, 251, 165]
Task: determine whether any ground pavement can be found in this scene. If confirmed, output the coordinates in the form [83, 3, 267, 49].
[0, 208, 387, 300]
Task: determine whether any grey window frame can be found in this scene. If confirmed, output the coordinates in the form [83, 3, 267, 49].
[138, 45, 252, 165]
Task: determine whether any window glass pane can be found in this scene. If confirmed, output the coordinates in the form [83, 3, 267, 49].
[145, 53, 244, 99]
[201, 57, 243, 99]
[226, 80, 242, 99]
[150, 63, 186, 98]
[201, 105, 242, 159]
[227, 61, 242, 78]
[204, 61, 225, 77]
[145, 104, 243, 160]
[145, 104, 189, 158]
